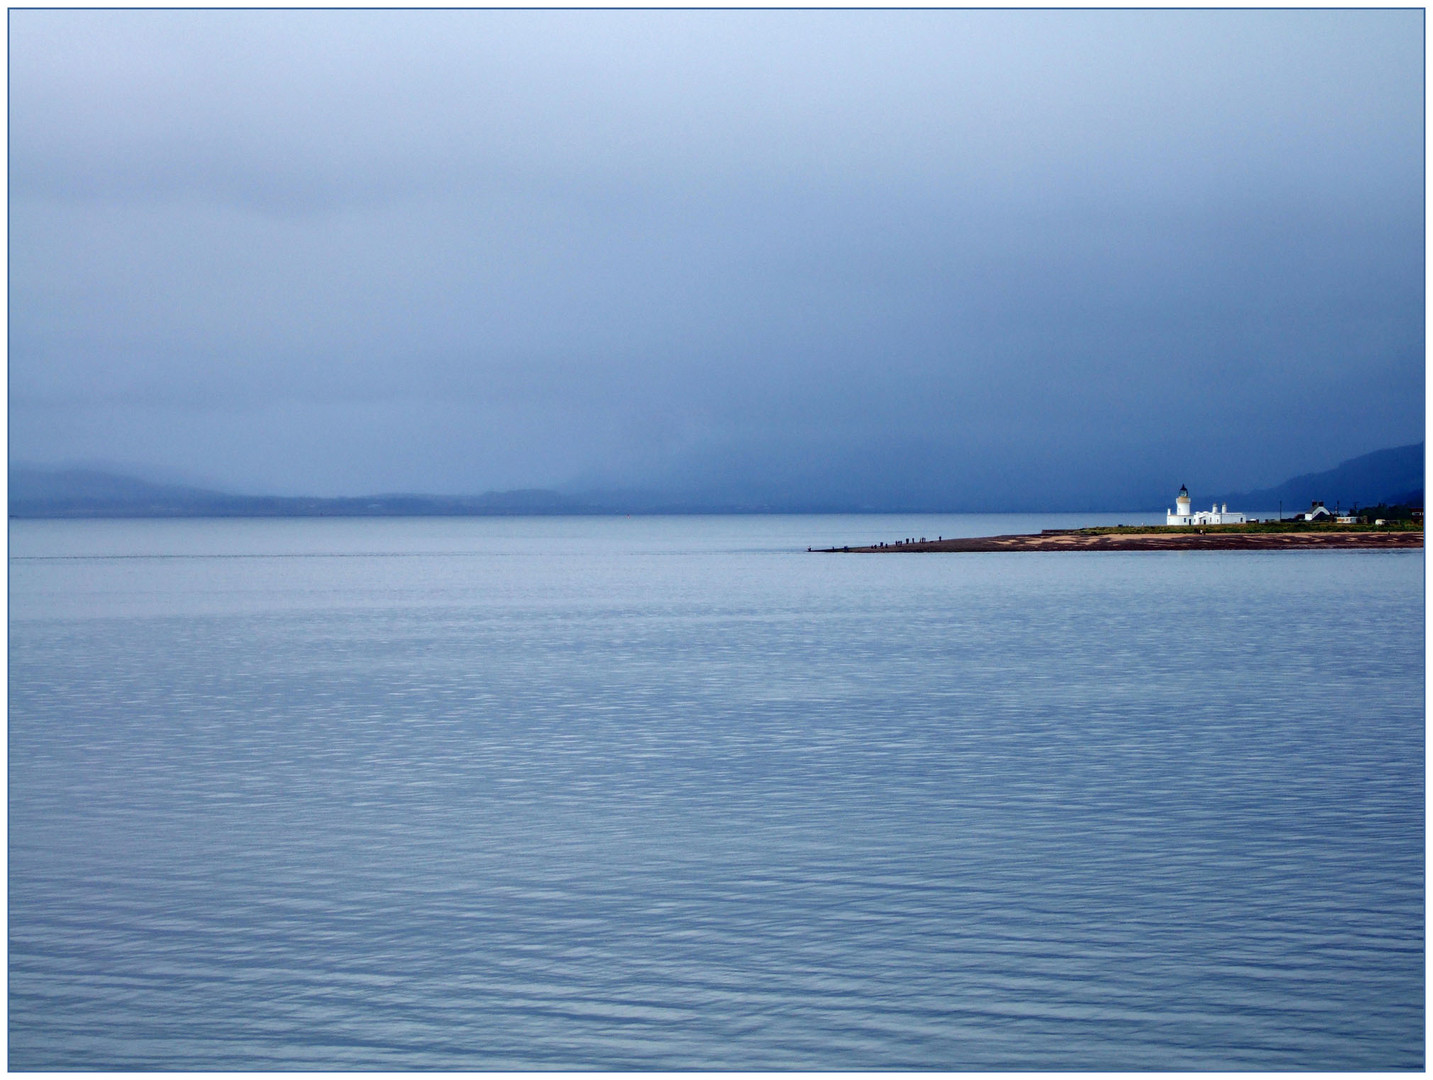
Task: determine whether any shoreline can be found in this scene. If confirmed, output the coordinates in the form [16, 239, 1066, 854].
[816, 530, 1424, 552]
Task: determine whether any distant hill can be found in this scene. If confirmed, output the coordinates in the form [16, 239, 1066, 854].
[1216, 443, 1423, 512]
[11, 443, 1425, 518]
[8, 465, 591, 518]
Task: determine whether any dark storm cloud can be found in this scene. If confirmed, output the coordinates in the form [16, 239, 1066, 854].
[9, 9, 1423, 505]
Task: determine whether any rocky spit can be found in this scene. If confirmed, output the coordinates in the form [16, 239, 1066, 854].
[815, 530, 1424, 553]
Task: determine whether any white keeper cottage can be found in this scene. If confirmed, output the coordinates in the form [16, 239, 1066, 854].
[1167, 484, 1246, 526]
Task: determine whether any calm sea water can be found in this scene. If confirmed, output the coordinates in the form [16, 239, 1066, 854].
[9, 514, 1424, 1069]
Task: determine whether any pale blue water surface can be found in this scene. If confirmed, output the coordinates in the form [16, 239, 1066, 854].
[9, 515, 1424, 1069]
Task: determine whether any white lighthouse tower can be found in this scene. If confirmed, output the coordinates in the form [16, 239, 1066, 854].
[1168, 484, 1192, 524]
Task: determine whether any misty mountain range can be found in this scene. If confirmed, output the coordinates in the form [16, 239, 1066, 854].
[10, 443, 1422, 519]
[1212, 443, 1423, 514]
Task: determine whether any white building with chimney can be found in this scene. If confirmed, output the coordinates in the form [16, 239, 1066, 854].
[1167, 485, 1246, 526]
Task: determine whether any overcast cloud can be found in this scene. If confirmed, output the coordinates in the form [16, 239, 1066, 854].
[9, 9, 1423, 507]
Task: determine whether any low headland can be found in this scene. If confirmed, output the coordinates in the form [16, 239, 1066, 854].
[815, 520, 1424, 553]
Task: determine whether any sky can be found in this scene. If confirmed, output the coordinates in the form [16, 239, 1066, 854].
[8, 9, 1425, 509]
